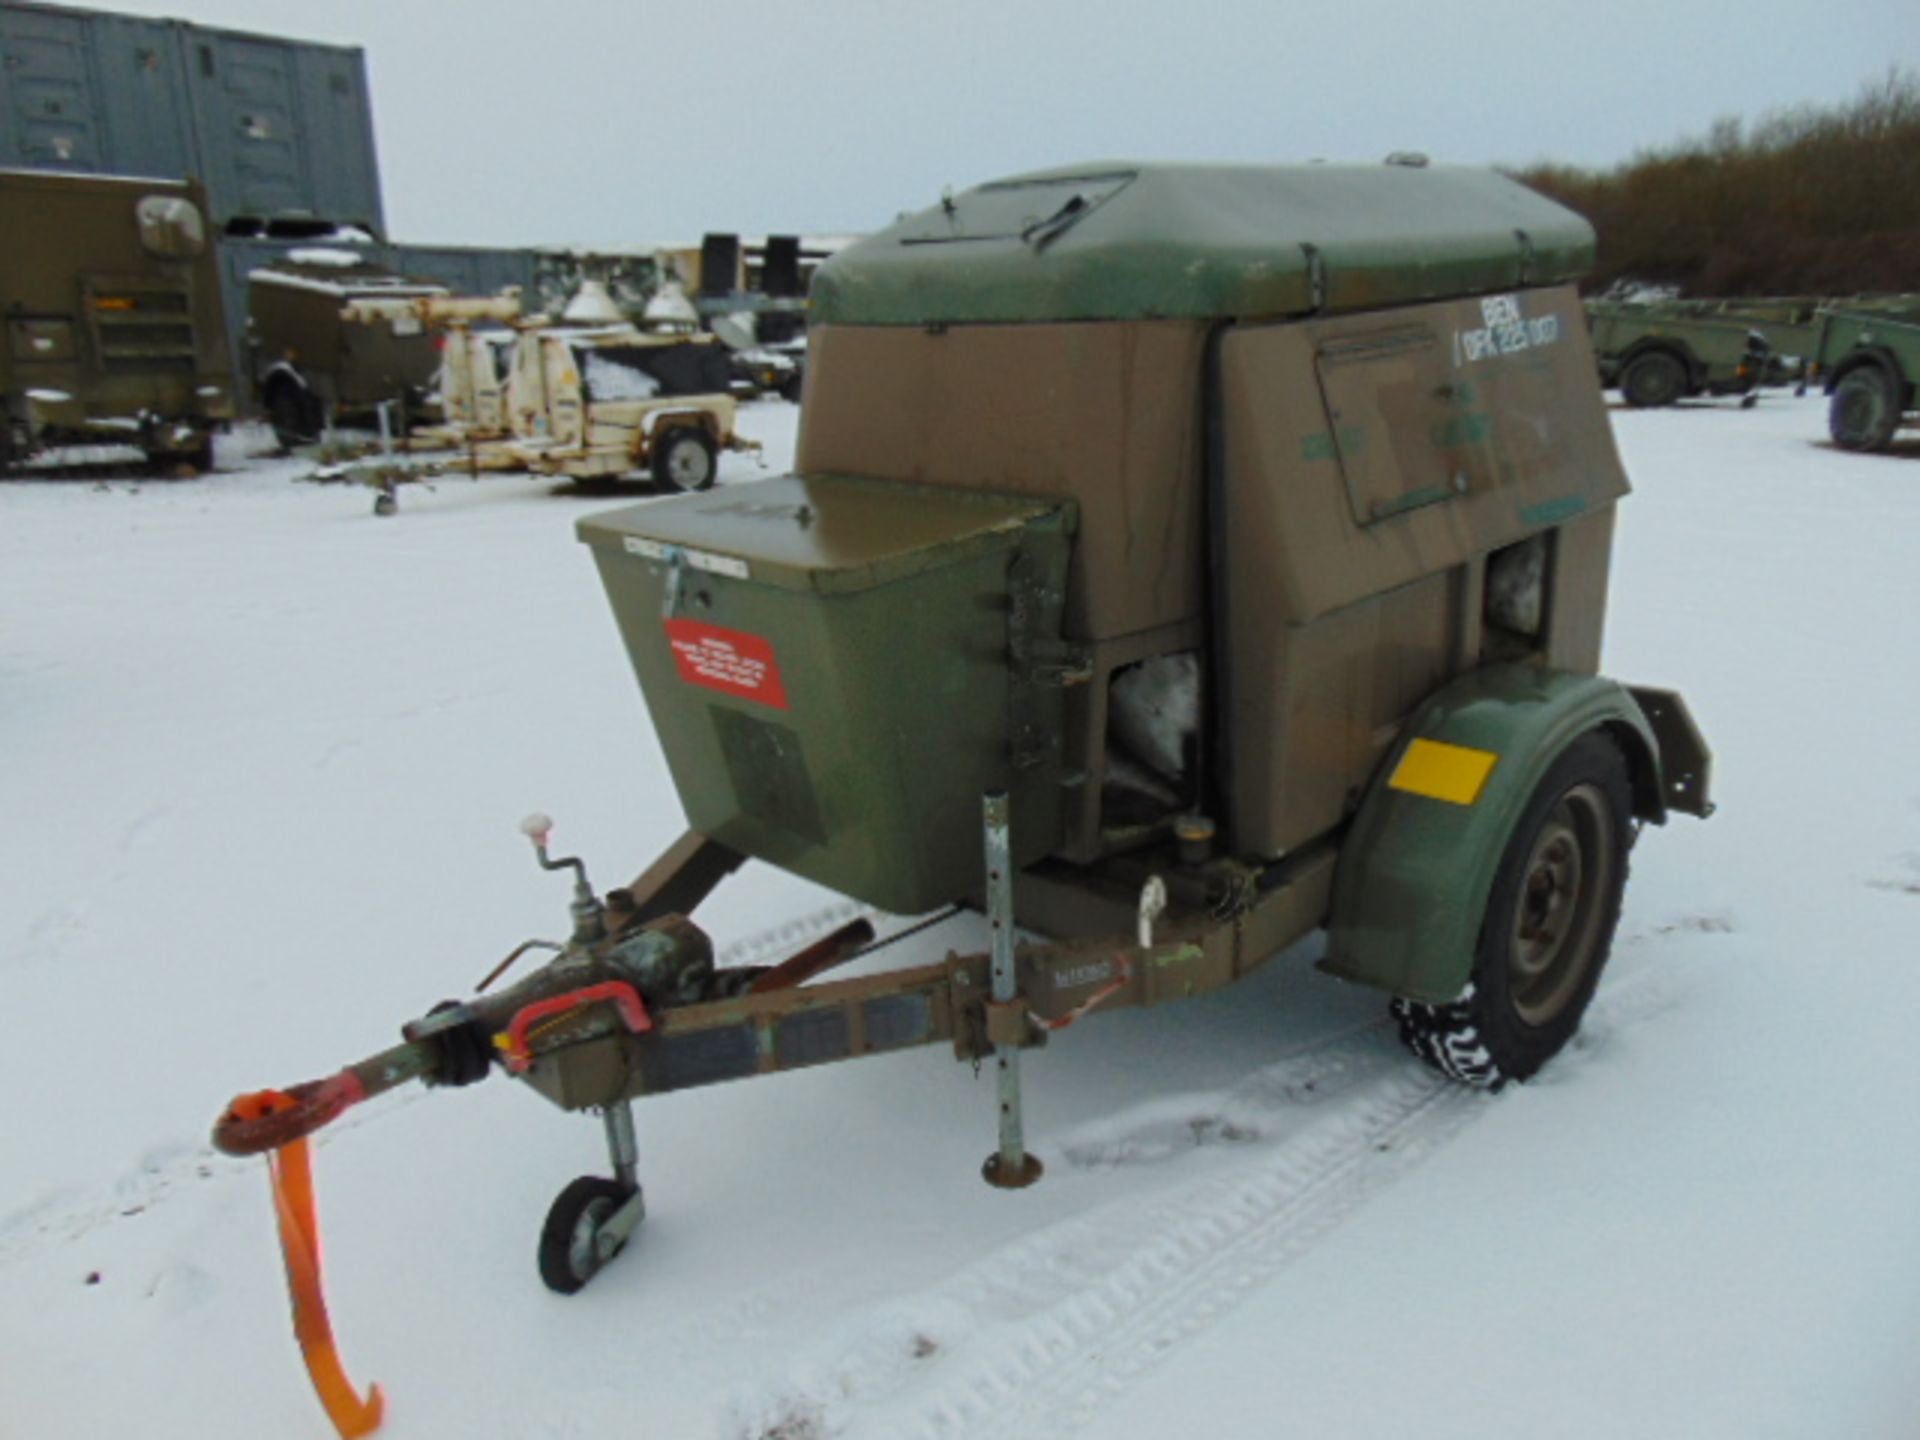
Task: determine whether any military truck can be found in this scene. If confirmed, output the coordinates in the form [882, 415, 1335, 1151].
[2, 169, 235, 471]
[1586, 298, 1770, 407]
[1812, 301, 1920, 451]
[246, 257, 448, 448]
[217, 162, 1711, 1309]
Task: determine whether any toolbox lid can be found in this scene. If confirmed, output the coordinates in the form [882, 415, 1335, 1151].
[577, 474, 1066, 594]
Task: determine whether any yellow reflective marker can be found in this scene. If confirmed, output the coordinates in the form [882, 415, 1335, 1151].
[1388, 738, 1499, 806]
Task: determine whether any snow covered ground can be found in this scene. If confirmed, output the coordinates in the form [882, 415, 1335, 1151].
[3, 394, 1918, 1439]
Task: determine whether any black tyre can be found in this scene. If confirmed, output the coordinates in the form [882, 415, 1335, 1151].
[1829, 367, 1900, 452]
[1620, 350, 1687, 408]
[146, 430, 215, 475]
[650, 426, 718, 492]
[267, 384, 321, 451]
[538, 1176, 637, 1295]
[1393, 732, 1632, 1089]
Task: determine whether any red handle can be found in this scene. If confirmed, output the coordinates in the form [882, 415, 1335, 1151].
[498, 980, 652, 1073]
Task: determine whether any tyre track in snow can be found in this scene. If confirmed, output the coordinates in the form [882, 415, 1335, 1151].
[898, 1075, 1479, 1440]
[747, 955, 1706, 1440]
[728, 1027, 1484, 1440]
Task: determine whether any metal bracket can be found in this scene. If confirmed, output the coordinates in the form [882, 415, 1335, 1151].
[983, 996, 1034, 1050]
[596, 1190, 647, 1258]
[1006, 546, 1077, 770]
[1513, 228, 1536, 286]
[661, 547, 689, 620]
[1302, 243, 1327, 312]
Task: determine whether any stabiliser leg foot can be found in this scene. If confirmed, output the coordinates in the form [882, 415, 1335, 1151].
[982, 1152, 1045, 1189]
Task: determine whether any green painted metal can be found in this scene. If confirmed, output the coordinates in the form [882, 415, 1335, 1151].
[1814, 304, 1920, 393]
[577, 476, 1077, 915]
[1518, 494, 1588, 527]
[1599, 296, 1827, 363]
[811, 162, 1593, 327]
[582, 473, 1060, 593]
[1, 168, 235, 456]
[1321, 664, 1661, 1004]
[1584, 299, 1769, 395]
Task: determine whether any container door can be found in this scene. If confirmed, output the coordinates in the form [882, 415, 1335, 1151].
[188, 35, 309, 221]
[293, 46, 382, 233]
[91, 15, 197, 184]
[0, 8, 103, 170]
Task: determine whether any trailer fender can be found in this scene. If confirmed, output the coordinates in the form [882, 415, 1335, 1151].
[1823, 346, 1911, 407]
[261, 359, 312, 394]
[1321, 664, 1662, 1004]
[644, 406, 726, 441]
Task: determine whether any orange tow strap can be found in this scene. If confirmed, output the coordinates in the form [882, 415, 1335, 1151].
[233, 1090, 386, 1438]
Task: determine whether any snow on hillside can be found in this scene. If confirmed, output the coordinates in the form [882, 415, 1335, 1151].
[2, 394, 1918, 1439]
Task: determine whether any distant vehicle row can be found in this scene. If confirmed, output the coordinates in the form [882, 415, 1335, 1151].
[1586, 294, 1920, 451]
[1, 169, 805, 476]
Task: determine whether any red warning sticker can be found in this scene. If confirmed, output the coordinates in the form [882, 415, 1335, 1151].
[663, 619, 790, 709]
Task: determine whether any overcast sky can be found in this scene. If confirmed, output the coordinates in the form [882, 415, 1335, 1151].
[99, 0, 1920, 248]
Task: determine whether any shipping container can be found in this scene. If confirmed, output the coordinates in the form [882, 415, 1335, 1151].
[0, 0, 383, 233]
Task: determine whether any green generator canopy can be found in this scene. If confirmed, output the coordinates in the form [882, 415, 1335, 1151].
[811, 160, 1594, 327]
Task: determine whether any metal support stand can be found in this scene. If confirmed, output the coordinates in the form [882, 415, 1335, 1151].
[596, 1099, 647, 1253]
[981, 791, 1043, 1189]
[603, 1100, 640, 1192]
[372, 400, 398, 515]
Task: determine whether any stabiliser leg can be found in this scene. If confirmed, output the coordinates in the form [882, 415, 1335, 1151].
[599, 1100, 648, 1245]
[980, 791, 1043, 1189]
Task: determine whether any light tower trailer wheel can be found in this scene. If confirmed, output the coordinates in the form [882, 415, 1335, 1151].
[650, 426, 719, 492]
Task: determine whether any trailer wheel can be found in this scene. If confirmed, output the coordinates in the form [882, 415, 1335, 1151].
[1829, 367, 1900, 452]
[651, 427, 718, 492]
[538, 1176, 637, 1295]
[1619, 350, 1687, 408]
[1392, 733, 1632, 1089]
[267, 384, 322, 451]
[148, 430, 215, 475]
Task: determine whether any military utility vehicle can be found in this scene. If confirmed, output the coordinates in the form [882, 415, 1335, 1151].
[1587, 298, 1770, 407]
[247, 258, 448, 448]
[218, 162, 1711, 1326]
[1, 169, 234, 471]
[1813, 301, 1920, 451]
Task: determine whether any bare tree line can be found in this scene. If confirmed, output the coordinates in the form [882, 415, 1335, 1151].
[1511, 69, 1920, 297]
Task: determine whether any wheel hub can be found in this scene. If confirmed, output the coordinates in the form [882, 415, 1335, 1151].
[1507, 785, 1612, 1026]
[568, 1196, 617, 1278]
[668, 444, 711, 488]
